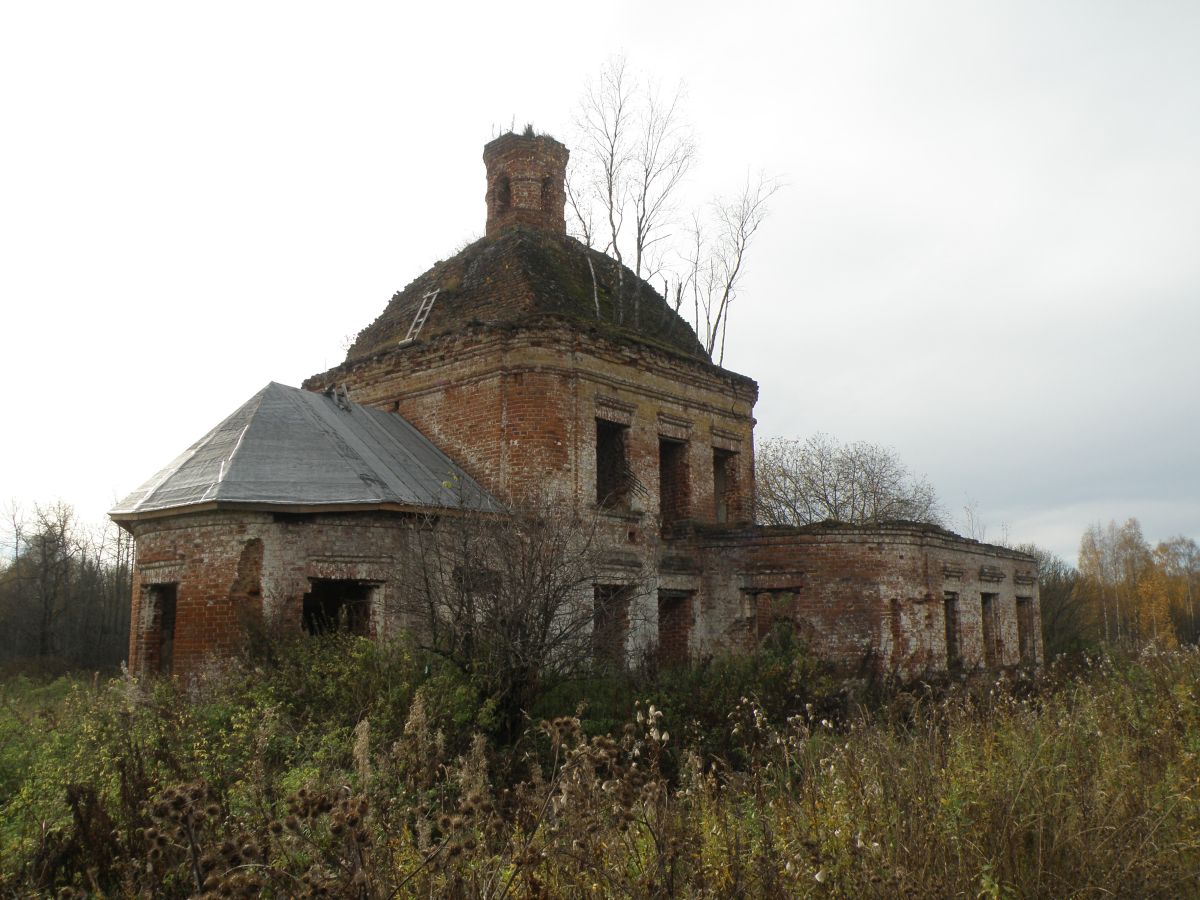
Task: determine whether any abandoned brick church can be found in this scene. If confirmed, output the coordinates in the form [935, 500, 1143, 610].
[111, 133, 1042, 680]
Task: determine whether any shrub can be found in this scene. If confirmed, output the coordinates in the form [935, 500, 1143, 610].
[2, 644, 1200, 896]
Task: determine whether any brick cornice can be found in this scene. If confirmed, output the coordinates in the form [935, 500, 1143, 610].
[308, 321, 758, 399]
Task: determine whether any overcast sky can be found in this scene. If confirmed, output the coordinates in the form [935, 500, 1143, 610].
[2, 1, 1197, 563]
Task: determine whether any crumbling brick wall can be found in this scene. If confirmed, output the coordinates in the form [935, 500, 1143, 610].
[483, 133, 569, 237]
[656, 591, 694, 666]
[125, 132, 1043, 682]
[127, 511, 425, 677]
[307, 321, 757, 525]
[660, 522, 1041, 678]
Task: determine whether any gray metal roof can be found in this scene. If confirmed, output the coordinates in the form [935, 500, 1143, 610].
[110, 382, 500, 520]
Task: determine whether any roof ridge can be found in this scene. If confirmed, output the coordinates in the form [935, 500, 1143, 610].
[133, 385, 271, 510]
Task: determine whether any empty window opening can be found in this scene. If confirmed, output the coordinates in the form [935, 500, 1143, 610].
[658, 437, 690, 527]
[713, 448, 738, 523]
[494, 175, 511, 213]
[596, 419, 632, 509]
[755, 591, 796, 641]
[657, 590, 693, 666]
[980, 592, 1000, 667]
[303, 579, 373, 637]
[541, 175, 555, 210]
[593, 585, 632, 667]
[1016, 596, 1036, 664]
[146, 583, 178, 675]
[944, 591, 961, 668]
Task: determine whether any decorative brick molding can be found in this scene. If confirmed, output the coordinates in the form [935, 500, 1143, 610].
[595, 395, 636, 426]
[711, 427, 743, 452]
[305, 555, 392, 582]
[657, 413, 693, 442]
[138, 561, 186, 584]
[600, 550, 644, 570]
[979, 566, 1008, 583]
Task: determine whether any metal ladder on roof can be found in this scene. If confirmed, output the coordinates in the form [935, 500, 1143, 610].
[404, 289, 440, 342]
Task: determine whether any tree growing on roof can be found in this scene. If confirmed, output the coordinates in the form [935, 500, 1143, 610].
[566, 55, 778, 362]
[676, 174, 780, 364]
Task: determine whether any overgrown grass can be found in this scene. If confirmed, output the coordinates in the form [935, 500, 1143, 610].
[2, 643, 1199, 896]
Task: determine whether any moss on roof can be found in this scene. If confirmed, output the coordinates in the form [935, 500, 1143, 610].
[344, 229, 710, 364]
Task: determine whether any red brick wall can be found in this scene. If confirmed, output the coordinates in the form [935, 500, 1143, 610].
[593, 584, 632, 666]
[658, 439, 690, 526]
[126, 509, 1041, 681]
[669, 523, 1042, 678]
[482, 133, 569, 237]
[128, 511, 421, 678]
[306, 323, 758, 524]
[657, 591, 694, 665]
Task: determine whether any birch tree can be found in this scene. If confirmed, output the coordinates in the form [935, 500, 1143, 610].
[1152, 536, 1200, 644]
[676, 174, 780, 364]
[1078, 518, 1160, 647]
[568, 55, 782, 357]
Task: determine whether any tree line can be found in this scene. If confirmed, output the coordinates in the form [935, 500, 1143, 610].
[1001, 525, 1199, 659]
[0, 502, 131, 672]
[1073, 519, 1198, 649]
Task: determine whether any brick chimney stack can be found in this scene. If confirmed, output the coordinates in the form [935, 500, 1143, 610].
[483, 132, 569, 237]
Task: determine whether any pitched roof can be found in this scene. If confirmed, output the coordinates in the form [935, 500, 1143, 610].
[110, 382, 500, 521]
[342, 229, 710, 364]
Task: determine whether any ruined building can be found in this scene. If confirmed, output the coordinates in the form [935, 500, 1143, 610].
[111, 133, 1042, 679]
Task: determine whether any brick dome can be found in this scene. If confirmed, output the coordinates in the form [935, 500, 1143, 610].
[341, 228, 709, 365]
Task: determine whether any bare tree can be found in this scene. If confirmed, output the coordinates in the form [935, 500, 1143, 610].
[755, 434, 944, 527]
[394, 503, 629, 740]
[569, 57, 780, 361]
[571, 56, 636, 322]
[569, 57, 701, 329]
[4, 502, 79, 658]
[959, 498, 988, 542]
[629, 82, 695, 320]
[0, 501, 132, 669]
